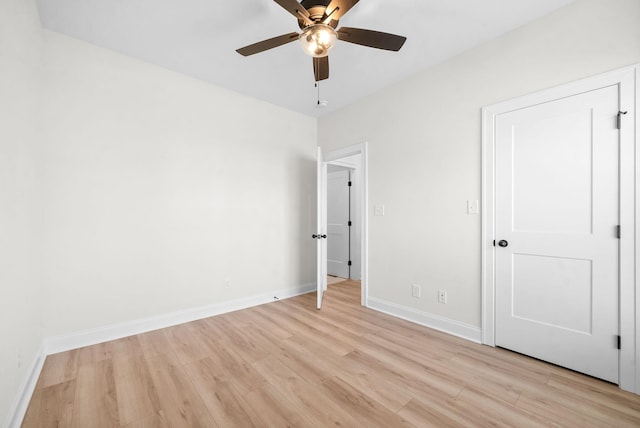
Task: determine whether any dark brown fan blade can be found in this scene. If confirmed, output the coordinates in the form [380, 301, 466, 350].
[273, 0, 311, 23]
[236, 32, 299, 56]
[324, 0, 359, 21]
[313, 56, 329, 81]
[337, 27, 406, 51]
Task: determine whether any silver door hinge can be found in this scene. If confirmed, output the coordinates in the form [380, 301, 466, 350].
[616, 225, 621, 239]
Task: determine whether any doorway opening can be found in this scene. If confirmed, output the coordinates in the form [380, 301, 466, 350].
[327, 161, 361, 283]
[316, 143, 368, 308]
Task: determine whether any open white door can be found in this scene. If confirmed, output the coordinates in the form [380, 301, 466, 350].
[316, 147, 328, 309]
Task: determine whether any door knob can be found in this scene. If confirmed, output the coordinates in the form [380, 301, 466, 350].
[498, 240, 508, 247]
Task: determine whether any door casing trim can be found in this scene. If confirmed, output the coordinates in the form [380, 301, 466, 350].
[481, 64, 638, 393]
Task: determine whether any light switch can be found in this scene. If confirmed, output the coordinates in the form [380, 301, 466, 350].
[374, 204, 385, 216]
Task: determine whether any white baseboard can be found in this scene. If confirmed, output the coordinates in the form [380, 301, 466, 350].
[44, 283, 315, 355]
[367, 297, 482, 343]
[6, 344, 45, 428]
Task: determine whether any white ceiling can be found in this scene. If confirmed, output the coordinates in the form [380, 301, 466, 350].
[36, 0, 575, 117]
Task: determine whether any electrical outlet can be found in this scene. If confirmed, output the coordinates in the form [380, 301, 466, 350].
[374, 204, 385, 216]
[224, 278, 231, 289]
[438, 290, 448, 304]
[412, 284, 421, 298]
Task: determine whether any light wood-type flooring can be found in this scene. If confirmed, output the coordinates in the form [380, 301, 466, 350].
[326, 275, 348, 285]
[23, 280, 640, 427]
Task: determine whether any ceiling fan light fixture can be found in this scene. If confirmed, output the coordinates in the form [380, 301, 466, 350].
[299, 24, 337, 58]
[236, 1, 406, 82]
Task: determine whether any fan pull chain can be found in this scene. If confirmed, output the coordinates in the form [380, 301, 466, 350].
[314, 57, 328, 108]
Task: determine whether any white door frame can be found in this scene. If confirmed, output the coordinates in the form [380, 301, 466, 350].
[482, 65, 638, 393]
[321, 142, 369, 306]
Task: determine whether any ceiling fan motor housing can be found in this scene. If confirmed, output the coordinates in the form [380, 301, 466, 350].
[298, 3, 339, 29]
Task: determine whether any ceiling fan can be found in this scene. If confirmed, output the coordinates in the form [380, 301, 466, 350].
[236, 0, 407, 82]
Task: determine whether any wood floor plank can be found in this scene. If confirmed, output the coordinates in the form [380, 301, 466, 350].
[239, 383, 316, 427]
[162, 322, 216, 365]
[451, 349, 551, 387]
[397, 398, 467, 428]
[285, 325, 355, 358]
[252, 355, 362, 427]
[325, 359, 413, 413]
[143, 352, 218, 428]
[449, 352, 547, 405]
[267, 301, 334, 337]
[319, 375, 409, 426]
[78, 342, 112, 367]
[21, 380, 75, 428]
[516, 388, 616, 428]
[347, 346, 466, 398]
[184, 351, 268, 396]
[36, 350, 79, 389]
[185, 359, 256, 427]
[456, 385, 551, 427]
[120, 411, 169, 428]
[22, 279, 640, 427]
[197, 316, 241, 346]
[135, 329, 174, 359]
[241, 307, 294, 340]
[207, 323, 271, 364]
[112, 354, 162, 426]
[272, 336, 338, 385]
[107, 336, 144, 363]
[70, 359, 120, 428]
[234, 321, 291, 357]
[547, 370, 640, 412]
[516, 379, 640, 428]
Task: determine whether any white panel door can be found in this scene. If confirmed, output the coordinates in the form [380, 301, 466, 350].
[495, 84, 620, 383]
[316, 147, 327, 309]
[327, 169, 350, 278]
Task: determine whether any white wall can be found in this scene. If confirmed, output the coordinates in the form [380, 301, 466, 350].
[1, 2, 317, 424]
[0, 0, 44, 425]
[318, 0, 640, 329]
[39, 31, 317, 337]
